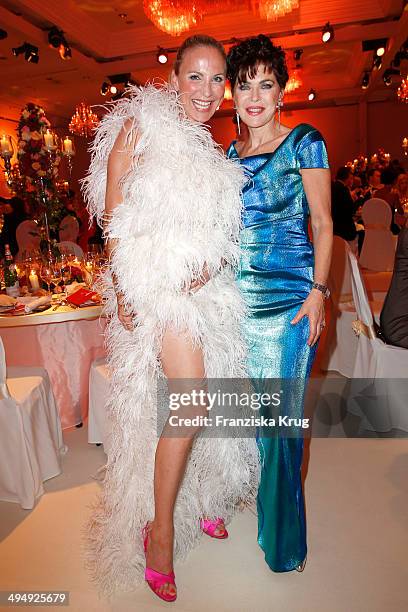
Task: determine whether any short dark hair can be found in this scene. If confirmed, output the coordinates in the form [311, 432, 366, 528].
[227, 34, 289, 90]
[336, 166, 352, 181]
[173, 34, 226, 76]
[367, 168, 380, 178]
[380, 167, 397, 185]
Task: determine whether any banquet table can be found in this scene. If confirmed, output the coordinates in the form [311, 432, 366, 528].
[0, 304, 106, 429]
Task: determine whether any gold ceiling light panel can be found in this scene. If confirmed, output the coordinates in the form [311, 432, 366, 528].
[69, 102, 99, 137]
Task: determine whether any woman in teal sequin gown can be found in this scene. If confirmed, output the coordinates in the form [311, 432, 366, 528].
[227, 36, 333, 572]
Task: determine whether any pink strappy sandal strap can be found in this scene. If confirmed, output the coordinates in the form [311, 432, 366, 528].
[200, 517, 228, 539]
[145, 568, 177, 602]
[143, 523, 177, 603]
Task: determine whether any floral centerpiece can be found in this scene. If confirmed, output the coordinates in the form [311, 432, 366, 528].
[16, 103, 64, 248]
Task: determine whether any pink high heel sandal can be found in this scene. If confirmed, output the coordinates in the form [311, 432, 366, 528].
[200, 517, 228, 539]
[142, 523, 177, 603]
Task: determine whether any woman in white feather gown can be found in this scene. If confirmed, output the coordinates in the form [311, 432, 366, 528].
[82, 35, 259, 602]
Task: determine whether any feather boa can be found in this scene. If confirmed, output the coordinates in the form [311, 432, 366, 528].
[81, 83, 259, 599]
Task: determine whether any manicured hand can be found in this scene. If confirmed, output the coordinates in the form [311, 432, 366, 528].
[290, 289, 326, 347]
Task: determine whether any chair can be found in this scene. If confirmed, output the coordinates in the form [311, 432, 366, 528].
[57, 240, 84, 259]
[359, 198, 397, 272]
[321, 237, 384, 377]
[0, 336, 67, 509]
[15, 220, 41, 262]
[59, 215, 79, 243]
[88, 357, 110, 450]
[321, 237, 358, 377]
[348, 251, 408, 432]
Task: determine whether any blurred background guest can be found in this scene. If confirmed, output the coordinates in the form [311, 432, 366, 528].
[0, 195, 27, 257]
[375, 167, 404, 234]
[331, 166, 357, 246]
[366, 168, 383, 198]
[380, 223, 408, 348]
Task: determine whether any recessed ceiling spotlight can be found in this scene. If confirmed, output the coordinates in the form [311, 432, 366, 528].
[361, 72, 370, 89]
[293, 48, 303, 62]
[308, 88, 316, 101]
[157, 48, 168, 64]
[321, 22, 334, 43]
[110, 85, 118, 94]
[118, 13, 127, 19]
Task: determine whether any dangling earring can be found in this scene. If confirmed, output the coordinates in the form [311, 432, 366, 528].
[276, 94, 283, 130]
[236, 111, 241, 136]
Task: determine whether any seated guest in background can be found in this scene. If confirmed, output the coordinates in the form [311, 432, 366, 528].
[394, 172, 408, 208]
[389, 158, 406, 178]
[380, 222, 408, 348]
[351, 176, 366, 255]
[331, 166, 357, 243]
[0, 195, 27, 257]
[375, 168, 404, 234]
[365, 168, 383, 198]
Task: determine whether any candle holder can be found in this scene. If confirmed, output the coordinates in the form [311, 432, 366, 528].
[0, 134, 14, 185]
[60, 135, 75, 178]
[403, 137, 408, 157]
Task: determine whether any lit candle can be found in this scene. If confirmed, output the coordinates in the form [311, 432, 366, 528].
[63, 136, 73, 155]
[43, 129, 54, 150]
[29, 269, 40, 291]
[1, 134, 11, 155]
[403, 138, 408, 146]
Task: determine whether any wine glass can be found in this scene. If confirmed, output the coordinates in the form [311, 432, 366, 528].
[39, 262, 53, 295]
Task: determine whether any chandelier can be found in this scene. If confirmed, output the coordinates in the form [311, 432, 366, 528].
[397, 75, 407, 103]
[255, 0, 299, 22]
[69, 102, 99, 137]
[143, 0, 202, 36]
[285, 69, 302, 94]
[143, 0, 300, 35]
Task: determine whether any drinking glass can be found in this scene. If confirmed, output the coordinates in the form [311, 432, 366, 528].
[39, 263, 53, 294]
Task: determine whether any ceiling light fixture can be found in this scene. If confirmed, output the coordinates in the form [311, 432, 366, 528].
[383, 68, 400, 86]
[0, 29, 7, 40]
[373, 56, 382, 70]
[48, 26, 72, 60]
[100, 81, 110, 96]
[293, 48, 303, 62]
[109, 85, 118, 95]
[157, 48, 169, 64]
[321, 22, 334, 43]
[361, 72, 370, 89]
[308, 88, 316, 101]
[12, 42, 39, 63]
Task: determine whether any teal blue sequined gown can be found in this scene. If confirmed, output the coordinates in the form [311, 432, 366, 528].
[227, 124, 329, 571]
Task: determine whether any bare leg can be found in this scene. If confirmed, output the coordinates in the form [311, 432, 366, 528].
[146, 329, 207, 598]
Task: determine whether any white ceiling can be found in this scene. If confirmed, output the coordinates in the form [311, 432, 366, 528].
[0, 0, 406, 125]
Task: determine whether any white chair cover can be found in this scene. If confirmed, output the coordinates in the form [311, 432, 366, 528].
[321, 237, 358, 377]
[359, 198, 397, 271]
[0, 337, 67, 509]
[57, 240, 84, 259]
[348, 252, 408, 432]
[59, 215, 79, 243]
[15, 220, 41, 261]
[88, 357, 110, 451]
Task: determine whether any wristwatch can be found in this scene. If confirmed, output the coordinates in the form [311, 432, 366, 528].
[312, 282, 330, 299]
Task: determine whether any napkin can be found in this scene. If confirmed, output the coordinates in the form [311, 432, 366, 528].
[20, 295, 52, 313]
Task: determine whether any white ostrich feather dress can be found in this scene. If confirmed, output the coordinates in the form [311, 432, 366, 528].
[81, 83, 260, 598]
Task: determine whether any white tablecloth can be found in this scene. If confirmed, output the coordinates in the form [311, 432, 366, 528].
[0, 306, 106, 429]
